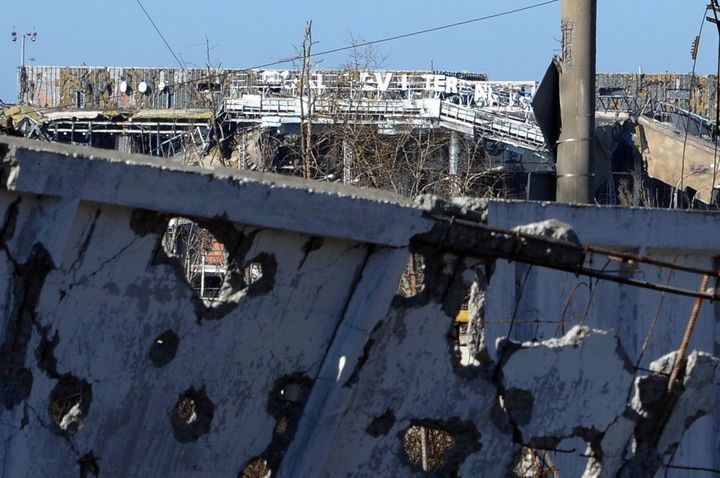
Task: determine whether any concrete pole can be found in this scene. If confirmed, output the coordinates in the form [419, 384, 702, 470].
[556, 0, 597, 204]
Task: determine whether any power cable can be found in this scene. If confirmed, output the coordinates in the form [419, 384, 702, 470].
[251, 0, 560, 69]
[135, 0, 186, 71]
[20, 0, 559, 116]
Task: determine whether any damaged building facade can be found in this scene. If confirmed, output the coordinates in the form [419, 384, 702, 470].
[1, 136, 719, 477]
[3, 66, 720, 207]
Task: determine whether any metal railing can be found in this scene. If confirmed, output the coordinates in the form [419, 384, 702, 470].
[439, 102, 545, 149]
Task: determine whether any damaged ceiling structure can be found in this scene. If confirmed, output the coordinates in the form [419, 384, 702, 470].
[1, 136, 719, 477]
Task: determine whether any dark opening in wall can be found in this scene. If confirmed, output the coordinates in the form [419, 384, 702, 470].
[170, 387, 214, 443]
[238, 457, 271, 478]
[161, 218, 228, 304]
[396, 253, 426, 298]
[241, 253, 277, 296]
[148, 330, 179, 368]
[241, 373, 313, 475]
[399, 418, 482, 475]
[49, 375, 92, 435]
[402, 424, 456, 472]
[366, 408, 397, 437]
[513, 447, 561, 477]
[452, 286, 473, 366]
[77, 451, 100, 478]
[160, 218, 276, 315]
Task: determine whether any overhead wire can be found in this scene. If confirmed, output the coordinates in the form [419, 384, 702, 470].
[135, 0, 186, 71]
[250, 0, 560, 69]
[20, 0, 559, 116]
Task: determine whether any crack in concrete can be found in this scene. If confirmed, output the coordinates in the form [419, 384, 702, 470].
[67, 209, 101, 274]
[69, 236, 140, 289]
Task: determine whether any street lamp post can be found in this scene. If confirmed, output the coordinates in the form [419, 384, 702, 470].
[11, 29, 37, 67]
[11, 29, 37, 103]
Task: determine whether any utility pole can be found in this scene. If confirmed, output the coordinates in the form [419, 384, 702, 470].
[556, 0, 596, 204]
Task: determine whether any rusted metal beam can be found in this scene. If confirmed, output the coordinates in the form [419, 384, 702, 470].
[412, 215, 720, 303]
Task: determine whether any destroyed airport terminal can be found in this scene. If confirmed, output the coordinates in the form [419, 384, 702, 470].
[1, 54, 720, 478]
[5, 66, 720, 207]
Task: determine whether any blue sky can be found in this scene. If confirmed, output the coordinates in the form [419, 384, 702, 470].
[0, 0, 715, 102]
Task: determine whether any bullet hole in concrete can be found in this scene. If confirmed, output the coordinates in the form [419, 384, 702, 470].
[244, 261, 263, 286]
[161, 218, 228, 302]
[513, 446, 560, 477]
[238, 457, 271, 478]
[158, 218, 274, 319]
[148, 330, 179, 368]
[49, 375, 92, 435]
[402, 424, 456, 472]
[400, 418, 482, 475]
[396, 253, 426, 298]
[366, 408, 397, 437]
[268, 373, 312, 432]
[248, 373, 314, 474]
[394, 248, 467, 314]
[77, 451, 100, 478]
[451, 286, 472, 367]
[241, 253, 277, 296]
[171, 387, 214, 443]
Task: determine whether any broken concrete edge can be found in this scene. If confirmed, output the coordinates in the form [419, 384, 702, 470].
[0, 135, 435, 248]
[485, 199, 720, 253]
[490, 327, 720, 478]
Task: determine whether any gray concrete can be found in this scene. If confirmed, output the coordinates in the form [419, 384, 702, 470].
[557, 0, 597, 204]
[1, 136, 719, 477]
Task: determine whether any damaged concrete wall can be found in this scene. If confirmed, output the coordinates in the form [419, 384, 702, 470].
[1, 136, 719, 477]
[0, 136, 430, 476]
[484, 200, 720, 476]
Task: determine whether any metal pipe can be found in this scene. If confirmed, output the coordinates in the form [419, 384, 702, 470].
[557, 0, 597, 204]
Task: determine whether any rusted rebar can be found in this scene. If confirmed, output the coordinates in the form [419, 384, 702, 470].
[667, 274, 711, 393]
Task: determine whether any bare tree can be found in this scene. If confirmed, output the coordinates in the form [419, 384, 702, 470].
[299, 21, 315, 179]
